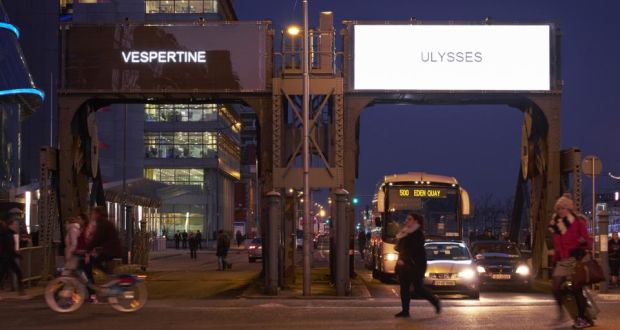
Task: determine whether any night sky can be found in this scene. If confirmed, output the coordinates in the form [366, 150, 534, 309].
[234, 0, 620, 207]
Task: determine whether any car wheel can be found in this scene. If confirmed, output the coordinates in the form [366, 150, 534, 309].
[468, 290, 480, 300]
[249, 257, 256, 263]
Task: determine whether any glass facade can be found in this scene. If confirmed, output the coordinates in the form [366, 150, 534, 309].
[158, 204, 205, 235]
[145, 104, 218, 122]
[144, 131, 217, 159]
[145, 0, 218, 14]
[144, 168, 204, 186]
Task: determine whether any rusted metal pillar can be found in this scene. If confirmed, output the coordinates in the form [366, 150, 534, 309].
[266, 191, 281, 295]
[335, 188, 349, 296]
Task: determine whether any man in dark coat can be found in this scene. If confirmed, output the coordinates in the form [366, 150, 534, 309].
[182, 231, 188, 249]
[195, 230, 203, 250]
[0, 217, 24, 295]
[216, 230, 231, 270]
[188, 232, 198, 260]
[394, 213, 440, 318]
[174, 231, 180, 249]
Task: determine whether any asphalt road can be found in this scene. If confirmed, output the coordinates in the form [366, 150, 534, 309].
[2, 249, 619, 329]
[2, 296, 619, 329]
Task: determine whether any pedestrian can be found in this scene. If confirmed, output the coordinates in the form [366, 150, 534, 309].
[174, 231, 180, 249]
[394, 213, 441, 318]
[63, 215, 84, 274]
[196, 230, 203, 250]
[357, 230, 366, 260]
[217, 230, 231, 270]
[85, 207, 123, 276]
[236, 230, 243, 248]
[548, 193, 592, 329]
[182, 231, 188, 249]
[609, 231, 620, 287]
[0, 215, 25, 295]
[188, 232, 198, 260]
[75, 213, 96, 302]
[477, 229, 495, 241]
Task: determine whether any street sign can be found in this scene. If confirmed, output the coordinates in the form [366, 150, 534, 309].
[582, 155, 602, 177]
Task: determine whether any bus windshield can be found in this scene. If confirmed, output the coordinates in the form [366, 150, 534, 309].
[383, 185, 459, 242]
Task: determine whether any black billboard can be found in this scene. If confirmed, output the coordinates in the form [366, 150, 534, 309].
[60, 22, 271, 93]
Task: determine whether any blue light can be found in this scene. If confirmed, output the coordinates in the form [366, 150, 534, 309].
[0, 88, 45, 101]
[0, 22, 20, 39]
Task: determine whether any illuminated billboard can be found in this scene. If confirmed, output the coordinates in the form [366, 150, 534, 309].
[61, 22, 271, 92]
[352, 24, 553, 91]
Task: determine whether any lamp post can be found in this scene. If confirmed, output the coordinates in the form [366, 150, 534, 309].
[302, 0, 311, 297]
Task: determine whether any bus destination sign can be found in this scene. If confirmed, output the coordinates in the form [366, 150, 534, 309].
[398, 188, 446, 198]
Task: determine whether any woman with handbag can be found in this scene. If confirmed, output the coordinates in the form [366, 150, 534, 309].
[548, 193, 593, 329]
[394, 213, 441, 318]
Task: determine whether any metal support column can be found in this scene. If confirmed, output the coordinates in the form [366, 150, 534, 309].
[598, 210, 609, 292]
[266, 191, 281, 295]
[335, 188, 350, 296]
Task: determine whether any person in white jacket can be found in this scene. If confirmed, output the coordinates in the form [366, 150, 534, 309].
[63, 216, 83, 273]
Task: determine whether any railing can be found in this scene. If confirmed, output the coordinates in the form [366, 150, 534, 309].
[18, 246, 46, 287]
[278, 29, 338, 76]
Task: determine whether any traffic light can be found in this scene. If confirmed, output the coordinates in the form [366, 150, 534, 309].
[352, 197, 359, 205]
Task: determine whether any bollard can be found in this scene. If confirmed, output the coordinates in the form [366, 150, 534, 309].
[598, 210, 609, 293]
[266, 191, 281, 295]
[335, 189, 350, 296]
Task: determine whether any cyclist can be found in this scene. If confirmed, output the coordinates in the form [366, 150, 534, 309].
[85, 207, 123, 276]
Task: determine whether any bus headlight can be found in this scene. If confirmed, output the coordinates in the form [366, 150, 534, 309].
[458, 268, 476, 280]
[516, 265, 530, 276]
[385, 253, 398, 261]
[476, 266, 486, 273]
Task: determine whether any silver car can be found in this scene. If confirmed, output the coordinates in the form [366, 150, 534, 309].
[423, 241, 480, 299]
[248, 238, 262, 263]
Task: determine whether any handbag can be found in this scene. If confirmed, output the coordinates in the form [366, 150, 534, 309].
[573, 256, 605, 286]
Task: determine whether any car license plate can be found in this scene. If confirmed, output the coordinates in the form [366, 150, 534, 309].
[492, 274, 511, 280]
[433, 280, 456, 286]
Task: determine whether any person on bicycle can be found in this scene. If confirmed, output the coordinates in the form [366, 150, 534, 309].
[85, 207, 123, 276]
[63, 215, 85, 274]
[548, 193, 592, 329]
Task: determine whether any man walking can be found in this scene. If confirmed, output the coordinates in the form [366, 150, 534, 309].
[196, 230, 202, 250]
[216, 230, 231, 270]
[182, 231, 188, 249]
[0, 215, 25, 295]
[188, 232, 198, 260]
[174, 231, 180, 249]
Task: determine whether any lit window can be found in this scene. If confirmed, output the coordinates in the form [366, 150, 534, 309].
[144, 168, 204, 186]
[144, 132, 217, 159]
[145, 0, 218, 14]
[145, 104, 219, 123]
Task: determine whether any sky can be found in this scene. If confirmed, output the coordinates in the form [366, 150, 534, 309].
[233, 0, 620, 207]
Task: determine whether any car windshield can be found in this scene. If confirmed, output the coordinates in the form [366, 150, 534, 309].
[472, 243, 520, 257]
[425, 243, 471, 261]
[251, 238, 262, 245]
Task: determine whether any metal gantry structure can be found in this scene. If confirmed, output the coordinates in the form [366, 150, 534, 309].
[41, 12, 579, 295]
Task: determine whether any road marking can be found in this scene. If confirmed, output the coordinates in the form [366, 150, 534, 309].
[391, 289, 399, 297]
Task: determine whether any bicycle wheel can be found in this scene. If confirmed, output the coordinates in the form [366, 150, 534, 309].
[108, 282, 148, 312]
[44, 277, 87, 313]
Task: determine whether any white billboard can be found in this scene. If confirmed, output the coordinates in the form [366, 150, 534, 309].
[353, 25, 551, 91]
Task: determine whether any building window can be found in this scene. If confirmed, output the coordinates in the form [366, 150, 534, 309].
[144, 168, 204, 186]
[145, 0, 217, 14]
[158, 204, 205, 235]
[144, 132, 217, 159]
[145, 104, 218, 122]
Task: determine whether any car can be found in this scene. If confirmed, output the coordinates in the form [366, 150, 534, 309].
[470, 240, 532, 290]
[423, 241, 480, 299]
[247, 238, 262, 263]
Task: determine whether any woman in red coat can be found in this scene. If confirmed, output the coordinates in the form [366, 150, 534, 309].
[548, 193, 592, 328]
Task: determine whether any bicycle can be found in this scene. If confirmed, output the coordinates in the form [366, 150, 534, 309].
[44, 257, 148, 313]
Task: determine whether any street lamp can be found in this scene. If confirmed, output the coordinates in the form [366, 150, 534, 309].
[287, 25, 301, 36]
[319, 209, 326, 218]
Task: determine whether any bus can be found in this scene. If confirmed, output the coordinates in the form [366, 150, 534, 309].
[365, 172, 471, 280]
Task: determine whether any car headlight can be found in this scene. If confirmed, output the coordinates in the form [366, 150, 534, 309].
[458, 268, 476, 280]
[385, 253, 398, 261]
[424, 272, 429, 278]
[476, 266, 486, 273]
[516, 265, 530, 276]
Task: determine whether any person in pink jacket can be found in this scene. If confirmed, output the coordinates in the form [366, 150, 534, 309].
[548, 193, 592, 328]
